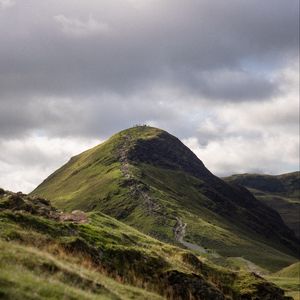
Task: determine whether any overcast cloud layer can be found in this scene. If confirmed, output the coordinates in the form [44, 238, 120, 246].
[0, 0, 299, 192]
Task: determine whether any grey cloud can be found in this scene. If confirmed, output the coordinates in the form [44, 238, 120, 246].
[0, 94, 189, 139]
[169, 69, 279, 101]
[0, 0, 298, 102]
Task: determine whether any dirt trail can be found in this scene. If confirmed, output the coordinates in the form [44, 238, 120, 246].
[174, 217, 207, 253]
[118, 134, 161, 214]
[118, 135, 205, 250]
[118, 134, 132, 179]
[119, 135, 206, 253]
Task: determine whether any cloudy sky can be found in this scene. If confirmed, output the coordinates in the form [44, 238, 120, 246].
[0, 0, 299, 192]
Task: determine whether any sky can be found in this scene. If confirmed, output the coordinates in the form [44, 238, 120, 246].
[0, 0, 299, 192]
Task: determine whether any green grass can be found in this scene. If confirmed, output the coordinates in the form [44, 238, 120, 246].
[267, 276, 300, 300]
[1, 190, 295, 299]
[265, 262, 300, 300]
[0, 240, 164, 300]
[32, 127, 164, 212]
[275, 262, 300, 278]
[136, 164, 298, 271]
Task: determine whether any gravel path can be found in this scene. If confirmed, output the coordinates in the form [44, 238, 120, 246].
[174, 217, 207, 253]
[118, 135, 205, 251]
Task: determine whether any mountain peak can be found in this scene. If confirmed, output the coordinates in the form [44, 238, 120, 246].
[113, 126, 211, 179]
[32, 127, 299, 271]
[117, 125, 164, 138]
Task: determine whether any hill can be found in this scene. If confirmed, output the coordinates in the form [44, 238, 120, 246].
[266, 262, 300, 300]
[1, 188, 294, 299]
[224, 172, 300, 238]
[32, 126, 299, 272]
[275, 262, 300, 278]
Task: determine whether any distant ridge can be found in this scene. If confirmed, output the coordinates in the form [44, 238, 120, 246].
[224, 172, 300, 238]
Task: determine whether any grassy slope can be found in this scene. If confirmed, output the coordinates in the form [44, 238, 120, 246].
[31, 127, 163, 212]
[1, 189, 293, 299]
[267, 262, 300, 300]
[224, 172, 300, 238]
[0, 190, 164, 300]
[31, 134, 124, 211]
[0, 241, 164, 300]
[31, 126, 299, 272]
[136, 164, 297, 271]
[275, 262, 300, 278]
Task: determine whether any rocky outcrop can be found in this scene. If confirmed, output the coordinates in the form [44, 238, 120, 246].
[0, 190, 88, 224]
[173, 217, 207, 253]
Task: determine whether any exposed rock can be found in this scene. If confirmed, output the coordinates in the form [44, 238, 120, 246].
[174, 217, 207, 253]
[0, 191, 88, 224]
[59, 210, 88, 224]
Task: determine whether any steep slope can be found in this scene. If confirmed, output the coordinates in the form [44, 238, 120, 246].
[1, 188, 293, 300]
[224, 172, 300, 238]
[32, 126, 299, 271]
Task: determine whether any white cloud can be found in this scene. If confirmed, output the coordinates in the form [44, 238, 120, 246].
[0, 135, 99, 192]
[0, 0, 14, 9]
[54, 14, 111, 38]
[185, 133, 298, 176]
[183, 62, 299, 176]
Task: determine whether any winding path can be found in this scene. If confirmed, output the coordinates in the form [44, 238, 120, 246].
[174, 217, 207, 253]
[118, 135, 207, 252]
[118, 134, 160, 214]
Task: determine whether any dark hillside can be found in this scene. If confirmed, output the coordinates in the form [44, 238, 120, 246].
[224, 172, 300, 238]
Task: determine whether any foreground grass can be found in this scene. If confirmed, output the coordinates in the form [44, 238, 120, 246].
[0, 240, 163, 300]
[0, 189, 294, 299]
[267, 276, 300, 300]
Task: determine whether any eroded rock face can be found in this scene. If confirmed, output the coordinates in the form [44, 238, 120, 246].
[59, 210, 88, 223]
[0, 191, 58, 219]
[0, 190, 88, 224]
